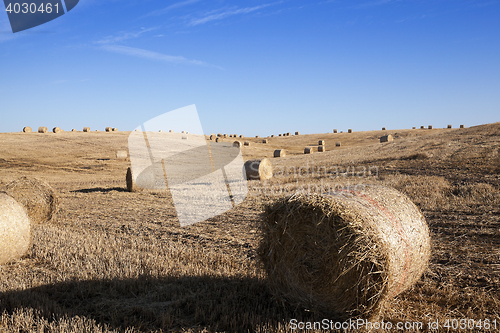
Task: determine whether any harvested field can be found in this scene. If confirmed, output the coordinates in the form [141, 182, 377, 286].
[0, 123, 499, 332]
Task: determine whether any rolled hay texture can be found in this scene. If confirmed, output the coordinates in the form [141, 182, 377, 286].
[105, 127, 112, 132]
[348, 129, 353, 133]
[304, 147, 313, 154]
[428, 125, 433, 129]
[83, 127, 90, 132]
[38, 127, 48, 133]
[244, 158, 273, 181]
[258, 186, 431, 319]
[447, 125, 452, 129]
[274, 149, 286, 158]
[244, 141, 250, 146]
[318, 145, 325, 152]
[233, 141, 242, 147]
[333, 129, 338, 133]
[380, 135, 393, 143]
[23, 127, 32, 133]
[4, 177, 58, 224]
[0, 193, 31, 265]
[263, 139, 268, 144]
[318, 140, 325, 146]
[335, 142, 341, 147]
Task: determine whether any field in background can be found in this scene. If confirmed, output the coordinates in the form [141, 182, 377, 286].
[0, 124, 499, 332]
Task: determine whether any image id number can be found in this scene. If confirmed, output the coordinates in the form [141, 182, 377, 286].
[6, 2, 59, 14]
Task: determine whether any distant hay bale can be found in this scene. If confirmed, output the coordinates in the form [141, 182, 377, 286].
[217, 133, 222, 137]
[229, 135, 233, 138]
[23, 127, 32, 133]
[382, 127, 386, 131]
[412, 127, 416, 129]
[83, 127, 90, 132]
[271, 135, 275, 137]
[52, 127, 61, 134]
[182, 131, 186, 134]
[71, 129, 77, 132]
[38, 127, 48, 133]
[112, 128, 118, 132]
[428, 125, 433, 129]
[304, 147, 313, 154]
[244, 158, 273, 181]
[335, 142, 341, 147]
[460, 125, 465, 129]
[318, 140, 325, 146]
[258, 186, 431, 319]
[4, 177, 58, 224]
[348, 129, 353, 133]
[420, 126, 424, 129]
[274, 149, 286, 158]
[278, 134, 282, 137]
[239, 135, 243, 138]
[0, 193, 31, 265]
[263, 139, 268, 144]
[159, 130, 163, 132]
[286, 133, 291, 136]
[169, 130, 174, 133]
[216, 137, 222, 143]
[447, 125, 452, 129]
[233, 141, 241, 147]
[318, 146, 325, 152]
[116, 150, 127, 159]
[244, 141, 250, 146]
[333, 129, 338, 133]
[224, 134, 228, 138]
[256, 135, 260, 138]
[209, 135, 215, 140]
[380, 135, 393, 143]
[105, 127, 112, 132]
[295, 131, 300, 135]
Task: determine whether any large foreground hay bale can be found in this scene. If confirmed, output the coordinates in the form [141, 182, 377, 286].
[304, 147, 313, 154]
[380, 134, 393, 143]
[258, 186, 431, 319]
[244, 158, 273, 181]
[83, 127, 90, 132]
[273, 149, 285, 158]
[0, 193, 31, 265]
[23, 127, 32, 133]
[38, 127, 47, 133]
[4, 177, 58, 224]
[126, 167, 139, 192]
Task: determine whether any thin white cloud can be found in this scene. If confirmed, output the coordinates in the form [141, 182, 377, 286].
[100, 44, 222, 69]
[140, 0, 200, 19]
[96, 27, 157, 45]
[188, 2, 282, 26]
[356, 0, 400, 8]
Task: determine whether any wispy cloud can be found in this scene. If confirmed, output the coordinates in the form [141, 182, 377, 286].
[356, 0, 400, 9]
[95, 27, 157, 45]
[140, 0, 200, 19]
[100, 44, 222, 69]
[188, 2, 282, 26]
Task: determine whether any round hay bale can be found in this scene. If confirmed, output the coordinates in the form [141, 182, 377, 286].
[318, 145, 325, 152]
[105, 127, 112, 132]
[428, 125, 433, 129]
[217, 133, 222, 137]
[224, 134, 228, 138]
[169, 130, 174, 133]
[233, 141, 242, 147]
[255, 135, 259, 138]
[215, 137, 221, 142]
[244, 141, 250, 146]
[23, 127, 32, 133]
[126, 167, 144, 192]
[273, 149, 285, 158]
[382, 127, 386, 130]
[304, 147, 313, 154]
[38, 127, 47, 133]
[380, 135, 393, 143]
[412, 127, 416, 129]
[258, 186, 431, 319]
[209, 135, 214, 140]
[318, 140, 325, 146]
[83, 127, 90, 132]
[4, 177, 58, 224]
[262, 139, 268, 144]
[271, 135, 275, 138]
[333, 129, 338, 133]
[335, 142, 341, 147]
[112, 128, 118, 132]
[182, 131, 186, 134]
[286, 132, 291, 136]
[295, 131, 300, 135]
[244, 158, 273, 181]
[0, 193, 31, 265]
[239, 135, 243, 138]
[71, 129, 77, 132]
[348, 129, 353, 133]
[460, 124, 465, 129]
[447, 125, 452, 129]
[420, 126, 425, 129]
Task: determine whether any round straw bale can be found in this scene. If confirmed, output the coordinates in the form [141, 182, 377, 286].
[23, 127, 32, 133]
[258, 186, 431, 319]
[428, 125, 433, 129]
[71, 129, 77, 132]
[244, 158, 273, 181]
[217, 133, 222, 137]
[278, 134, 282, 137]
[216, 137, 221, 143]
[112, 128, 118, 132]
[263, 139, 268, 144]
[233, 141, 241, 147]
[271, 135, 275, 137]
[274, 149, 286, 158]
[126, 167, 138, 192]
[0, 193, 31, 265]
[105, 127, 112, 132]
[38, 127, 47, 133]
[348, 129, 353, 133]
[318, 140, 325, 146]
[244, 141, 250, 146]
[295, 131, 300, 135]
[182, 131, 186, 134]
[169, 130, 174, 133]
[52, 127, 61, 134]
[224, 134, 228, 138]
[239, 135, 243, 138]
[256, 135, 259, 138]
[333, 129, 337, 133]
[335, 142, 341, 147]
[304, 147, 313, 154]
[4, 177, 58, 224]
[382, 127, 386, 130]
[447, 125, 452, 129]
[286, 132, 291, 136]
[380, 134, 393, 143]
[412, 127, 416, 129]
[83, 127, 90, 132]
[318, 146, 325, 152]
[420, 126, 424, 129]
[460, 124, 465, 128]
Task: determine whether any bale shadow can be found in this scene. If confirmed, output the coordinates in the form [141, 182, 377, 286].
[0, 275, 318, 332]
[71, 187, 128, 193]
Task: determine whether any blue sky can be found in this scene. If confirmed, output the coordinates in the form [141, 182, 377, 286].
[1, 0, 499, 135]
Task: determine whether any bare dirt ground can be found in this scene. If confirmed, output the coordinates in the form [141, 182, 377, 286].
[0, 124, 499, 332]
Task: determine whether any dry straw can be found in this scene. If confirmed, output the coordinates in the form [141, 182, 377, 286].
[258, 186, 431, 319]
[274, 149, 286, 158]
[318, 140, 325, 146]
[83, 127, 90, 132]
[38, 127, 47, 133]
[0, 193, 31, 265]
[244, 141, 250, 146]
[335, 142, 341, 147]
[380, 135, 393, 143]
[318, 146, 325, 152]
[244, 158, 273, 181]
[233, 141, 242, 147]
[304, 147, 313, 154]
[23, 127, 32, 133]
[4, 177, 58, 224]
